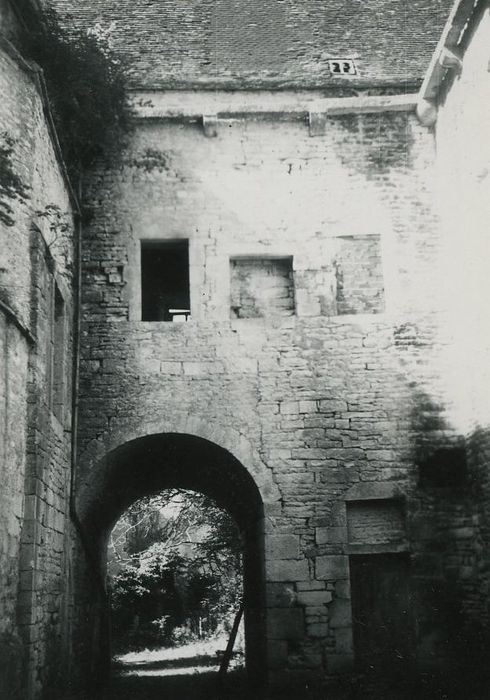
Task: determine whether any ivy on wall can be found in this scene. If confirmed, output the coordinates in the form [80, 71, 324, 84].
[0, 133, 30, 227]
[20, 2, 133, 183]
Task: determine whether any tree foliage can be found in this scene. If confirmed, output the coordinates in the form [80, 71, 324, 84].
[109, 491, 243, 652]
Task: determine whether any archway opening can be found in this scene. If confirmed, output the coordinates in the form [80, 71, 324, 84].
[108, 488, 245, 675]
[76, 433, 266, 693]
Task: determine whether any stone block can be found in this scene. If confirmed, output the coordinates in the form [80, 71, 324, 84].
[280, 401, 299, 414]
[296, 581, 326, 591]
[299, 400, 318, 413]
[160, 361, 182, 374]
[325, 653, 355, 674]
[266, 582, 297, 607]
[328, 599, 352, 629]
[335, 627, 354, 654]
[318, 399, 347, 413]
[315, 555, 348, 581]
[307, 622, 328, 638]
[316, 526, 346, 545]
[267, 608, 305, 640]
[267, 640, 289, 668]
[266, 559, 310, 582]
[297, 590, 332, 606]
[334, 580, 351, 599]
[366, 449, 396, 461]
[183, 361, 224, 375]
[266, 534, 300, 560]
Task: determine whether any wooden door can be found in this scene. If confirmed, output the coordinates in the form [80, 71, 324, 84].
[349, 553, 415, 673]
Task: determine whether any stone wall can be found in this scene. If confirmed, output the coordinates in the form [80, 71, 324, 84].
[0, 7, 76, 697]
[75, 97, 478, 685]
[1, 0, 487, 694]
[433, 4, 490, 645]
[0, 313, 30, 699]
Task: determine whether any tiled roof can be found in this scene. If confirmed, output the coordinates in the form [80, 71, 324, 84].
[52, 0, 455, 89]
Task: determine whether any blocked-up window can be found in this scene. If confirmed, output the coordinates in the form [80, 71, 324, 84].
[346, 499, 406, 546]
[334, 236, 384, 315]
[141, 240, 190, 322]
[230, 257, 294, 319]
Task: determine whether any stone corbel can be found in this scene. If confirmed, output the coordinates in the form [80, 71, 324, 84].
[439, 47, 463, 72]
[308, 111, 327, 137]
[202, 114, 218, 137]
[416, 98, 438, 127]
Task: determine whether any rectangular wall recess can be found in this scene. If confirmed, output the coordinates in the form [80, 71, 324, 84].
[230, 257, 294, 319]
[347, 499, 405, 546]
[141, 240, 190, 322]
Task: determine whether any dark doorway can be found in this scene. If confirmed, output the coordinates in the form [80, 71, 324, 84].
[349, 553, 415, 673]
[77, 433, 266, 694]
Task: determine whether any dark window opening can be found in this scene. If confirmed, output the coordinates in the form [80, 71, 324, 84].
[418, 446, 467, 488]
[51, 283, 65, 421]
[141, 240, 190, 322]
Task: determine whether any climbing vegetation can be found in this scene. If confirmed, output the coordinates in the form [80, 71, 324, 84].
[0, 133, 30, 227]
[20, 3, 132, 182]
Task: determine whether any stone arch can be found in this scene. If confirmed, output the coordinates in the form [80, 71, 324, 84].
[76, 414, 281, 516]
[74, 425, 275, 688]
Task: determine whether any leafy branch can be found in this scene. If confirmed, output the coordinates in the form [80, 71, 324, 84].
[0, 133, 30, 227]
[35, 203, 70, 248]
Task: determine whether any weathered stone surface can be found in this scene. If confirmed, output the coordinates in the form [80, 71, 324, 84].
[316, 526, 346, 545]
[326, 653, 355, 674]
[266, 583, 297, 608]
[267, 640, 289, 668]
[267, 608, 305, 640]
[3, 0, 490, 695]
[266, 535, 300, 560]
[266, 560, 310, 583]
[328, 600, 352, 629]
[315, 556, 349, 581]
[0, 10, 75, 697]
[307, 622, 329, 638]
[335, 627, 354, 654]
[297, 590, 332, 607]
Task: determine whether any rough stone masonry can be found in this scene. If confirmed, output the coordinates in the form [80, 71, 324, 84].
[1, 0, 490, 698]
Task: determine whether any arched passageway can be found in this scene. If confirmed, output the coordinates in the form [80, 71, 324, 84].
[75, 433, 266, 693]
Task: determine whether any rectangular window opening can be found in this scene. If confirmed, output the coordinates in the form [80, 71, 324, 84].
[52, 283, 65, 421]
[141, 240, 190, 322]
